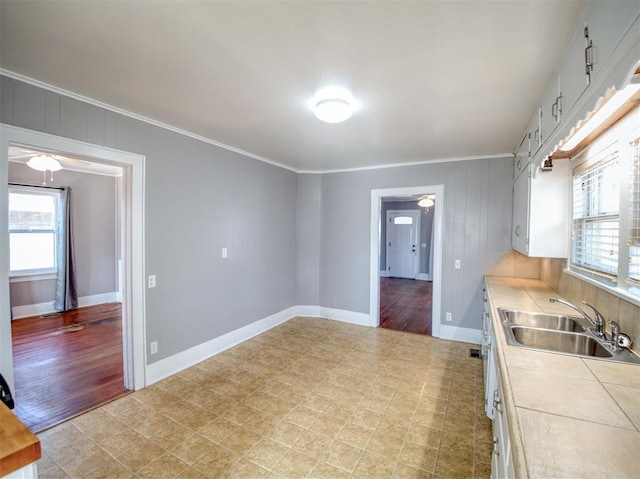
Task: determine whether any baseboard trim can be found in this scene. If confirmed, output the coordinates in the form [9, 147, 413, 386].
[145, 306, 297, 385]
[418, 273, 431, 281]
[11, 292, 119, 319]
[296, 305, 371, 327]
[380, 270, 388, 278]
[438, 325, 482, 345]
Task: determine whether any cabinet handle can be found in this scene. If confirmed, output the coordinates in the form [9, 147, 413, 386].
[493, 390, 504, 414]
[556, 93, 563, 118]
[585, 39, 593, 73]
[493, 438, 500, 456]
[534, 128, 540, 144]
[516, 158, 522, 172]
[515, 225, 521, 237]
[551, 99, 558, 120]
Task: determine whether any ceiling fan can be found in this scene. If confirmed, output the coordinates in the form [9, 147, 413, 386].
[8, 147, 91, 184]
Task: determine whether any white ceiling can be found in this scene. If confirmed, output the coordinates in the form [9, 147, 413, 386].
[0, 1, 585, 172]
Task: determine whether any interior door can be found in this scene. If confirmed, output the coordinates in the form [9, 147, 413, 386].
[386, 210, 420, 279]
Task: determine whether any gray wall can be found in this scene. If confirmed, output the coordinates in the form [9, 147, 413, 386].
[9, 162, 117, 307]
[380, 200, 433, 276]
[1, 75, 298, 362]
[296, 174, 322, 306]
[317, 158, 513, 329]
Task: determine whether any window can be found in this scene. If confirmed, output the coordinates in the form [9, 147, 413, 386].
[393, 216, 413, 225]
[8, 188, 60, 275]
[570, 103, 640, 298]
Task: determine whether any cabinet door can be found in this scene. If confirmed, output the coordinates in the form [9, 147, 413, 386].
[587, 1, 640, 79]
[558, 15, 590, 120]
[540, 76, 560, 146]
[530, 108, 542, 155]
[512, 167, 530, 255]
[513, 133, 530, 179]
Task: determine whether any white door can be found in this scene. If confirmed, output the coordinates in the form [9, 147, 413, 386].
[386, 210, 420, 279]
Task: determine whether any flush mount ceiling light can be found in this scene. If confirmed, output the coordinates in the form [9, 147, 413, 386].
[311, 86, 356, 124]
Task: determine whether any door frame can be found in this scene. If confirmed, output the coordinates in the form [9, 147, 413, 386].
[370, 185, 443, 337]
[0, 124, 146, 392]
[385, 209, 421, 279]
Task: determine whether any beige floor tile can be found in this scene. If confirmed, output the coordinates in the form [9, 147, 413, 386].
[323, 440, 364, 473]
[192, 444, 240, 478]
[225, 458, 269, 478]
[267, 420, 306, 447]
[272, 449, 318, 478]
[175, 467, 210, 479]
[197, 416, 239, 443]
[82, 459, 133, 479]
[394, 462, 435, 478]
[434, 450, 475, 479]
[293, 430, 334, 459]
[169, 433, 216, 465]
[336, 422, 374, 449]
[246, 438, 290, 469]
[222, 426, 263, 455]
[353, 451, 397, 478]
[136, 453, 190, 478]
[399, 442, 437, 472]
[36, 318, 492, 479]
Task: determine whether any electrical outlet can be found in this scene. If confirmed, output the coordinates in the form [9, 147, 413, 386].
[222, 248, 228, 258]
[148, 275, 156, 288]
[446, 312, 452, 322]
[150, 341, 158, 354]
[454, 259, 461, 269]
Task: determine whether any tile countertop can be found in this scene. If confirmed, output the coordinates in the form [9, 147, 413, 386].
[484, 276, 640, 479]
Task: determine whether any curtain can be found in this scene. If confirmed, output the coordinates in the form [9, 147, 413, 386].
[54, 187, 78, 311]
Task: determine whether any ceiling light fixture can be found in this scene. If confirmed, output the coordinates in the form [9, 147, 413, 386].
[418, 197, 435, 209]
[27, 154, 62, 184]
[312, 86, 356, 124]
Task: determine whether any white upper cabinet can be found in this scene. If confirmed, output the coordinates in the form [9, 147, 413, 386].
[586, 1, 640, 80]
[513, 132, 530, 179]
[512, 161, 570, 258]
[558, 13, 591, 123]
[540, 76, 561, 147]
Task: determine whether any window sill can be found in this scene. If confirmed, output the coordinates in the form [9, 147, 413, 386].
[564, 268, 640, 309]
[9, 273, 57, 283]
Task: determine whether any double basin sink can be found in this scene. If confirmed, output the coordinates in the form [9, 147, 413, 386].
[499, 308, 640, 364]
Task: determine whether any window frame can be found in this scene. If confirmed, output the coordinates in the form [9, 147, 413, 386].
[8, 186, 60, 277]
[568, 104, 640, 300]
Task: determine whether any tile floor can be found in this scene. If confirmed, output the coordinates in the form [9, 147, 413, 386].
[36, 317, 493, 478]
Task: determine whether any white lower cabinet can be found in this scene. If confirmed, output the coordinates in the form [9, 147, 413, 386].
[490, 370, 515, 479]
[484, 314, 514, 479]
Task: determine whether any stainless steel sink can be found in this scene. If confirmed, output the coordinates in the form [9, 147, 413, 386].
[510, 326, 612, 357]
[498, 308, 640, 364]
[500, 309, 585, 332]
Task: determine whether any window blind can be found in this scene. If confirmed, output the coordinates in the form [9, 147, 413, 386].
[571, 151, 619, 277]
[629, 139, 640, 282]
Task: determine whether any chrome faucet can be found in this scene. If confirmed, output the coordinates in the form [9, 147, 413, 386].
[608, 320, 620, 349]
[549, 298, 606, 338]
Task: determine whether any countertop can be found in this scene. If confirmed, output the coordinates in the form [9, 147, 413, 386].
[0, 402, 40, 477]
[484, 275, 640, 479]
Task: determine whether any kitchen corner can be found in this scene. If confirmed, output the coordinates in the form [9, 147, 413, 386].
[484, 275, 640, 478]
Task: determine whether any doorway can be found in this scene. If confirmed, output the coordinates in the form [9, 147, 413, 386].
[369, 185, 443, 338]
[0, 125, 146, 425]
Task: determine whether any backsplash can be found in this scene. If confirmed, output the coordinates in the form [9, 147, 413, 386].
[487, 250, 639, 353]
[540, 258, 640, 354]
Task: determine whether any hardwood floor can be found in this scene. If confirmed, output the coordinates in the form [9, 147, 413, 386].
[379, 277, 432, 335]
[11, 303, 129, 433]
